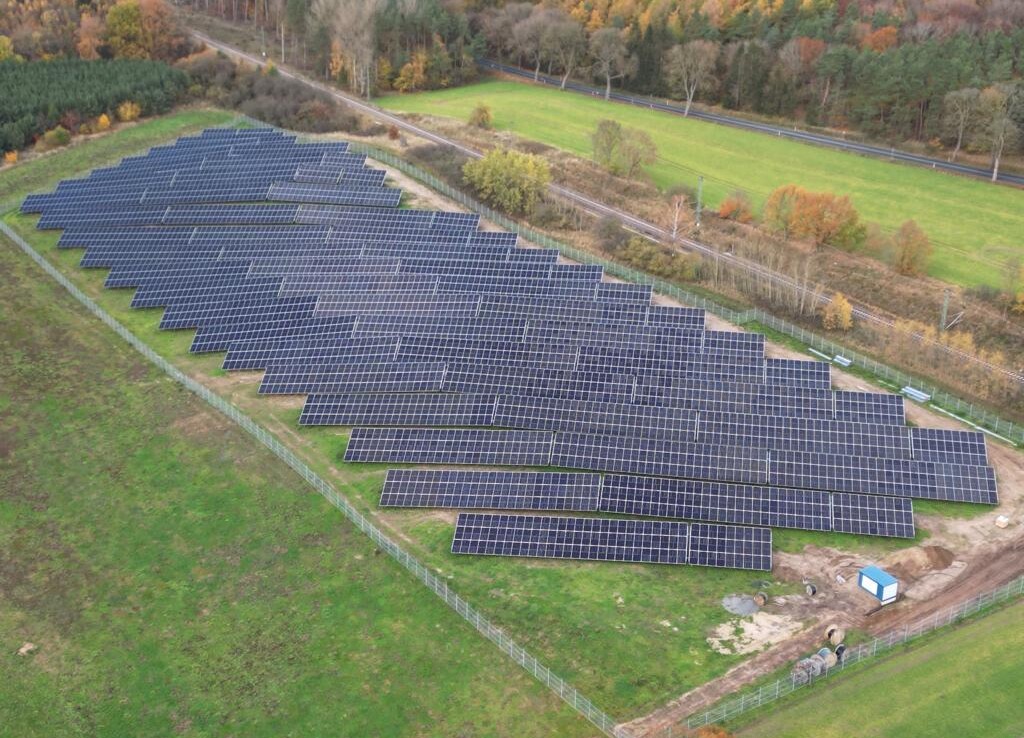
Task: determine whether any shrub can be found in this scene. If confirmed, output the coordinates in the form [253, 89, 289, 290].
[95, 113, 112, 132]
[593, 215, 630, 252]
[387, 124, 400, 141]
[462, 147, 551, 215]
[3, 150, 18, 165]
[718, 191, 755, 223]
[117, 100, 142, 122]
[39, 126, 71, 150]
[892, 219, 932, 276]
[468, 103, 493, 129]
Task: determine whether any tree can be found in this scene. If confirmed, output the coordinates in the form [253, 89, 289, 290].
[718, 191, 754, 223]
[313, 0, 381, 97]
[893, 220, 932, 276]
[821, 292, 854, 331]
[591, 119, 623, 171]
[763, 184, 865, 250]
[512, 11, 548, 81]
[140, 0, 184, 62]
[663, 40, 719, 116]
[617, 128, 656, 178]
[106, 0, 148, 59]
[942, 88, 979, 162]
[76, 14, 104, 60]
[589, 28, 635, 101]
[861, 26, 898, 52]
[462, 148, 551, 215]
[0, 36, 15, 63]
[975, 83, 1021, 182]
[541, 17, 586, 90]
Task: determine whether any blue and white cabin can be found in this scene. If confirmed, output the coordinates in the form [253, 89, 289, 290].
[858, 565, 898, 605]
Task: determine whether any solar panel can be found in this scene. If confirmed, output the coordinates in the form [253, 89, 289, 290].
[380, 470, 601, 511]
[451, 513, 690, 565]
[686, 523, 772, 570]
[831, 493, 915, 538]
[300, 392, 497, 426]
[344, 428, 554, 466]
[260, 361, 447, 395]
[599, 476, 831, 531]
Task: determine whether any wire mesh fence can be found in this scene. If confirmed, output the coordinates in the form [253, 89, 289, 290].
[348, 141, 1024, 446]
[683, 574, 1024, 731]
[0, 219, 634, 738]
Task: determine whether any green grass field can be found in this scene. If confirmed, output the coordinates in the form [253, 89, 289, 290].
[377, 79, 1024, 289]
[735, 602, 1024, 738]
[0, 111, 971, 729]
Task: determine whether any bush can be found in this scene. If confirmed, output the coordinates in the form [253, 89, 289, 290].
[468, 104, 493, 129]
[593, 215, 630, 252]
[3, 150, 17, 165]
[40, 125, 71, 150]
[718, 191, 755, 223]
[462, 147, 551, 215]
[95, 113, 112, 132]
[892, 219, 932, 276]
[387, 124, 400, 141]
[117, 100, 141, 122]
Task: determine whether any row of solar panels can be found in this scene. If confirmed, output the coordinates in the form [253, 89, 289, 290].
[343, 427, 997, 504]
[380, 469, 915, 538]
[297, 393, 982, 465]
[451, 514, 772, 570]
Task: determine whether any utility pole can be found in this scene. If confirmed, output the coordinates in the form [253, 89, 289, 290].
[939, 288, 950, 331]
[695, 175, 704, 227]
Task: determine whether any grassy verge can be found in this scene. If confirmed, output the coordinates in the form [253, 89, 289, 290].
[377, 79, 1024, 289]
[0, 115, 954, 722]
[732, 601, 1024, 738]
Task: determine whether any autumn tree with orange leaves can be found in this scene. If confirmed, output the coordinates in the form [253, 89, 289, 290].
[763, 184, 865, 250]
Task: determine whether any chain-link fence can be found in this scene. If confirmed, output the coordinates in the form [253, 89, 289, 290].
[347, 141, 1024, 446]
[683, 574, 1024, 732]
[0, 219, 634, 738]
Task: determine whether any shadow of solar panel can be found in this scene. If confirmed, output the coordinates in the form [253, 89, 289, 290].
[380, 470, 601, 511]
[831, 493, 915, 538]
[599, 476, 831, 531]
[344, 428, 554, 466]
[451, 514, 689, 564]
[259, 361, 447, 395]
[686, 523, 772, 570]
[299, 392, 497, 426]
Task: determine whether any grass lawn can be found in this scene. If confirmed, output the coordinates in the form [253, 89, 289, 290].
[735, 602, 1024, 738]
[0, 111, 942, 724]
[377, 78, 1024, 290]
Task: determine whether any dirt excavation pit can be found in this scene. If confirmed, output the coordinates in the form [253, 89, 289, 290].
[707, 612, 804, 656]
[722, 594, 760, 616]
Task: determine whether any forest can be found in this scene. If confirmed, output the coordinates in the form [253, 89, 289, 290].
[174, 0, 1024, 156]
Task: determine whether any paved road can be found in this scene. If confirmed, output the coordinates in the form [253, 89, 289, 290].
[480, 59, 1024, 188]
[189, 30, 1024, 385]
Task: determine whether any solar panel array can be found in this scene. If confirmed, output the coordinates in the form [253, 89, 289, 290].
[26, 126, 998, 570]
